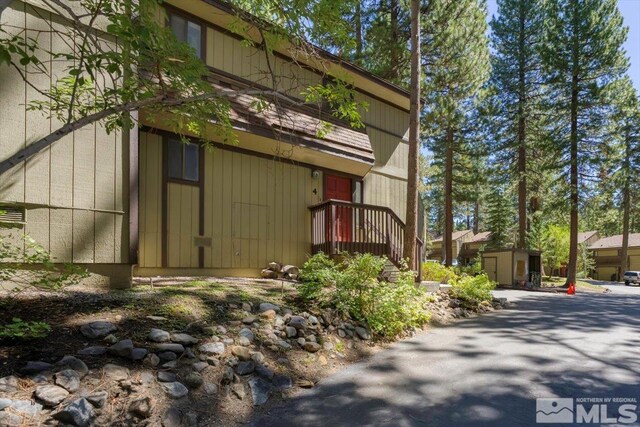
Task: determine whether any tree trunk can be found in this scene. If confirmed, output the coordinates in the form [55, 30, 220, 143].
[517, 3, 527, 249]
[566, 74, 579, 286]
[444, 127, 454, 267]
[621, 133, 631, 278]
[354, 2, 363, 65]
[389, 0, 400, 82]
[403, 0, 420, 274]
[473, 186, 480, 234]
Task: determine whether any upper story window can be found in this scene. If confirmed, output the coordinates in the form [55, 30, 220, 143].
[167, 138, 199, 183]
[169, 13, 202, 58]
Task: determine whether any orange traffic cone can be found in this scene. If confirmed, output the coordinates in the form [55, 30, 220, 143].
[567, 283, 576, 295]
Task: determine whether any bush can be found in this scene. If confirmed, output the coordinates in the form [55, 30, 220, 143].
[299, 253, 430, 338]
[450, 273, 496, 309]
[422, 262, 458, 283]
[0, 318, 51, 339]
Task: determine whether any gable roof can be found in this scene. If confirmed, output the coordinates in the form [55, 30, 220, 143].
[578, 231, 598, 244]
[589, 233, 640, 250]
[432, 230, 473, 243]
[469, 231, 492, 243]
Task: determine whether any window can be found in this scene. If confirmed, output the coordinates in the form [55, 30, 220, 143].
[0, 205, 26, 225]
[167, 138, 199, 183]
[169, 13, 202, 58]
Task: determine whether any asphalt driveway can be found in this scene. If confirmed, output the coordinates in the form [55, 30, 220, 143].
[250, 285, 640, 426]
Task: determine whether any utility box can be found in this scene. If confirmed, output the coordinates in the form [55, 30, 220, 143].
[481, 248, 542, 286]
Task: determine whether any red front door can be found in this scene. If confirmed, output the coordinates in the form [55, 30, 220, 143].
[325, 174, 352, 242]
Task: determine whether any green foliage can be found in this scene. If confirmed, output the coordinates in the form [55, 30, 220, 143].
[0, 232, 88, 291]
[577, 243, 595, 277]
[485, 185, 515, 248]
[422, 262, 458, 284]
[450, 273, 496, 309]
[542, 224, 570, 271]
[299, 253, 430, 338]
[0, 317, 51, 339]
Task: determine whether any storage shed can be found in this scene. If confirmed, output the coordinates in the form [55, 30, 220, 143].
[481, 249, 542, 286]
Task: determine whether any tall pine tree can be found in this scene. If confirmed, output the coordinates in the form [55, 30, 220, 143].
[541, 0, 628, 285]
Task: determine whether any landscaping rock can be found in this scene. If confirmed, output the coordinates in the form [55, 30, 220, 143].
[108, 339, 133, 357]
[192, 361, 208, 372]
[85, 391, 108, 408]
[103, 334, 118, 344]
[155, 343, 185, 353]
[238, 327, 255, 343]
[77, 346, 107, 356]
[276, 340, 292, 350]
[285, 326, 297, 338]
[260, 309, 276, 320]
[102, 364, 129, 381]
[131, 348, 148, 360]
[129, 396, 155, 419]
[161, 382, 189, 399]
[159, 351, 177, 361]
[303, 342, 321, 353]
[148, 328, 171, 342]
[235, 361, 255, 375]
[35, 384, 69, 407]
[0, 376, 19, 394]
[80, 321, 117, 339]
[288, 316, 307, 330]
[203, 382, 218, 395]
[170, 333, 199, 346]
[8, 399, 42, 417]
[53, 398, 94, 427]
[184, 372, 203, 389]
[0, 398, 11, 411]
[272, 374, 293, 390]
[198, 342, 225, 355]
[251, 352, 265, 363]
[157, 371, 177, 382]
[449, 299, 461, 308]
[231, 346, 251, 361]
[20, 361, 52, 375]
[162, 408, 182, 427]
[248, 377, 272, 405]
[355, 326, 372, 340]
[231, 383, 246, 400]
[308, 315, 319, 325]
[221, 367, 234, 384]
[242, 316, 257, 325]
[0, 412, 22, 427]
[259, 302, 280, 313]
[238, 336, 251, 346]
[260, 269, 278, 279]
[56, 356, 88, 378]
[162, 361, 178, 369]
[255, 363, 275, 380]
[55, 369, 81, 393]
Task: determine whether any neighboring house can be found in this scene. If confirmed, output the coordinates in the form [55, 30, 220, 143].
[0, 0, 419, 286]
[589, 233, 640, 281]
[459, 231, 491, 266]
[427, 230, 474, 264]
[578, 231, 599, 247]
[481, 248, 541, 286]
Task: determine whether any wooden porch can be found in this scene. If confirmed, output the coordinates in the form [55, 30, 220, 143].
[309, 199, 423, 281]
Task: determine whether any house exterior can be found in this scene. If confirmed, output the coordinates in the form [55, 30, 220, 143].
[459, 231, 491, 266]
[426, 230, 474, 264]
[481, 248, 541, 286]
[0, 0, 417, 286]
[589, 233, 640, 281]
[578, 231, 599, 247]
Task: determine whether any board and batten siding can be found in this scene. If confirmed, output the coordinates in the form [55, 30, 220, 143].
[0, 1, 128, 267]
[137, 130, 323, 273]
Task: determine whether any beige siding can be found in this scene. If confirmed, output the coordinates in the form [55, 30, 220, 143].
[0, 1, 127, 264]
[483, 251, 513, 285]
[363, 172, 407, 221]
[138, 133, 163, 268]
[167, 183, 199, 268]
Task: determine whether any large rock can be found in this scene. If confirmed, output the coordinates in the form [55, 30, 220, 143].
[260, 269, 278, 279]
[235, 361, 255, 375]
[85, 391, 108, 408]
[231, 346, 251, 361]
[160, 382, 189, 399]
[7, 399, 42, 417]
[53, 398, 94, 427]
[355, 326, 372, 340]
[198, 342, 225, 356]
[77, 346, 107, 356]
[155, 343, 185, 354]
[0, 376, 19, 394]
[184, 372, 203, 389]
[248, 377, 272, 405]
[56, 356, 88, 378]
[108, 339, 133, 357]
[55, 369, 81, 393]
[19, 361, 52, 375]
[170, 333, 199, 346]
[0, 412, 22, 426]
[285, 326, 297, 338]
[162, 408, 182, 427]
[157, 371, 177, 382]
[303, 342, 321, 353]
[238, 328, 255, 343]
[80, 321, 117, 339]
[129, 396, 155, 419]
[35, 385, 69, 407]
[102, 364, 130, 381]
[131, 348, 148, 360]
[0, 398, 11, 411]
[259, 302, 280, 313]
[288, 316, 307, 330]
[148, 328, 170, 343]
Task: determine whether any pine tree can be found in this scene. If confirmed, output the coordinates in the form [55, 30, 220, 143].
[541, 0, 629, 285]
[485, 185, 515, 248]
[422, 0, 490, 266]
[489, 0, 546, 249]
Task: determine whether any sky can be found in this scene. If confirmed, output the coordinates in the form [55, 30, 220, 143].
[486, 0, 640, 91]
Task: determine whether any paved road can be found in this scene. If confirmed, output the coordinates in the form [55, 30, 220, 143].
[250, 284, 640, 426]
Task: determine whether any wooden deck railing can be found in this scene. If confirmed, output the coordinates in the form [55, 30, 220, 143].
[309, 199, 423, 281]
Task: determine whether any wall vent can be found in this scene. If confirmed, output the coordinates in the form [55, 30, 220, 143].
[0, 205, 26, 224]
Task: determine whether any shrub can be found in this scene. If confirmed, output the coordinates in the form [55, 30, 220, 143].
[422, 262, 458, 283]
[0, 318, 51, 339]
[299, 253, 430, 338]
[450, 273, 496, 309]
